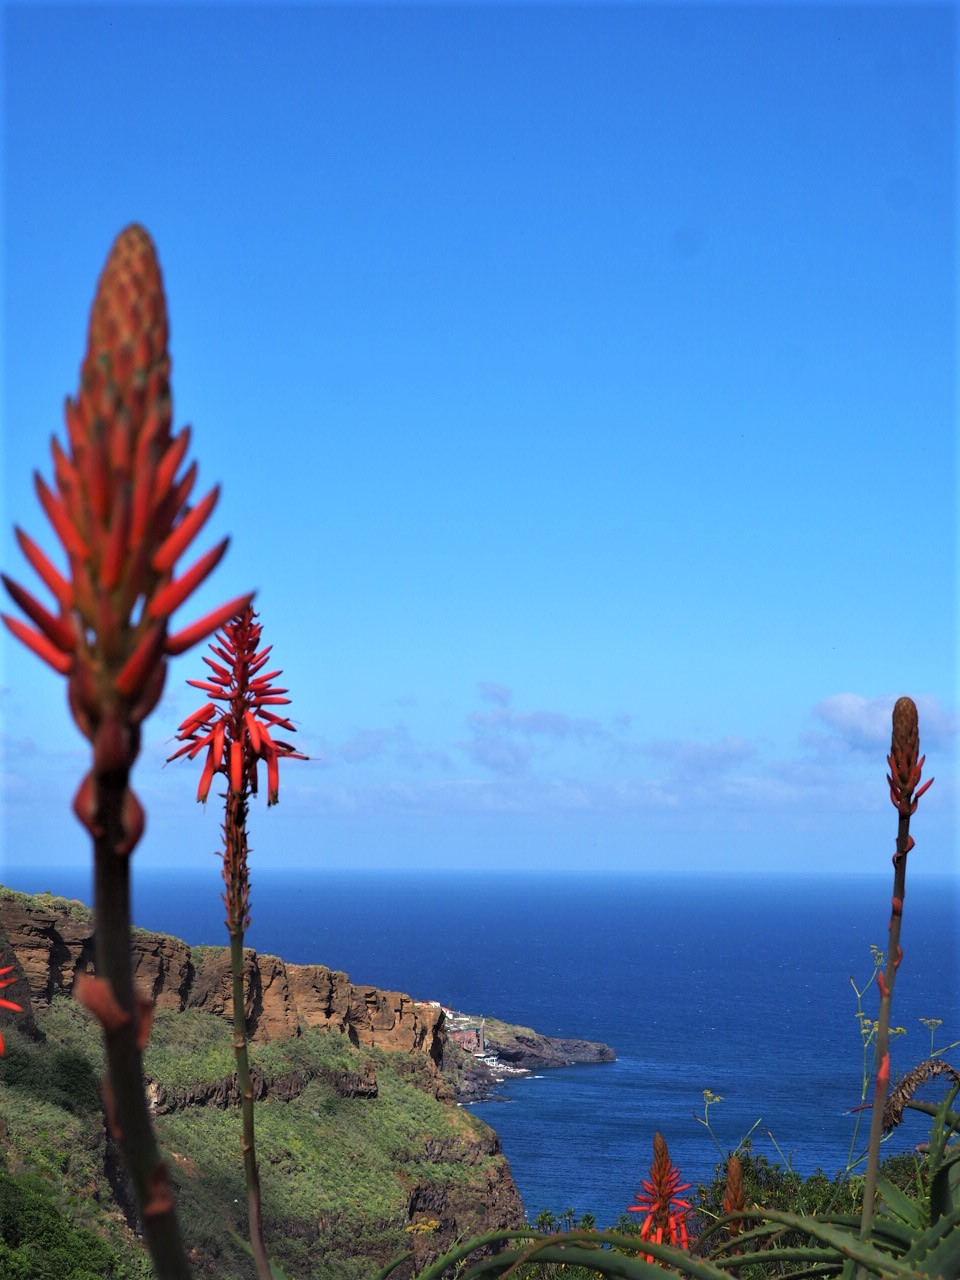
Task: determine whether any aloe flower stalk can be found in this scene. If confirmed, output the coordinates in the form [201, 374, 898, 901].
[169, 604, 305, 1280]
[722, 1153, 745, 1239]
[0, 962, 24, 1055]
[627, 1132, 692, 1260]
[2, 225, 252, 1279]
[859, 696, 933, 1242]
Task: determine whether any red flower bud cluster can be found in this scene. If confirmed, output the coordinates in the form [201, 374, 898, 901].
[627, 1132, 692, 1257]
[887, 696, 933, 819]
[168, 604, 306, 806]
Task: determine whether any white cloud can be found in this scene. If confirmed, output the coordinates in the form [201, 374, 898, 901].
[813, 694, 958, 754]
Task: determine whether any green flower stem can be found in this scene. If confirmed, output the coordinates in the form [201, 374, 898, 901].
[93, 770, 193, 1280]
[225, 790, 273, 1280]
[860, 807, 911, 1242]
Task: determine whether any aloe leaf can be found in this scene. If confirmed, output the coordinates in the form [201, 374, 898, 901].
[408, 1228, 550, 1280]
[901, 1204, 960, 1274]
[410, 1228, 734, 1280]
[367, 1253, 414, 1280]
[708, 1246, 845, 1270]
[877, 1175, 925, 1229]
[738, 1210, 915, 1275]
[706, 1213, 910, 1256]
[926, 1088, 960, 1224]
[459, 1241, 731, 1280]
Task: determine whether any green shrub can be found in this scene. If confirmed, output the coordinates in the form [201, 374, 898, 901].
[0, 1170, 124, 1278]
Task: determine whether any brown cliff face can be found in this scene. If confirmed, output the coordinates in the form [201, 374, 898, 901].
[0, 890, 444, 1063]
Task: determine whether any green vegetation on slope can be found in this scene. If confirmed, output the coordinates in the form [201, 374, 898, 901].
[0, 996, 514, 1280]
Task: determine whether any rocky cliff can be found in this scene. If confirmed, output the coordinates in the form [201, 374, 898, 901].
[0, 888, 443, 1061]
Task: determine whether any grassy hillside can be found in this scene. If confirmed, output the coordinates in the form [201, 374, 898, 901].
[0, 992, 520, 1279]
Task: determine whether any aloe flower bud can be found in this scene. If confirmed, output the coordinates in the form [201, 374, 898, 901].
[887, 696, 934, 818]
[722, 1153, 745, 1238]
[2, 224, 251, 851]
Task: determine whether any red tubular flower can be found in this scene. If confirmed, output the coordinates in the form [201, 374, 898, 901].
[169, 604, 306, 808]
[627, 1132, 692, 1260]
[0, 962, 24, 1056]
[1, 224, 252, 849]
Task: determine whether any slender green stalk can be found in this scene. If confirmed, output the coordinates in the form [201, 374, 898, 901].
[225, 788, 273, 1280]
[94, 770, 193, 1280]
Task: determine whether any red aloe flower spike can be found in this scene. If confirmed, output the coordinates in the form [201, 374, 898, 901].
[627, 1132, 692, 1262]
[169, 603, 306, 810]
[1, 224, 258, 1276]
[169, 603, 306, 1280]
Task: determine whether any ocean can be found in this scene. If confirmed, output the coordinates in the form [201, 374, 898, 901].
[3, 866, 957, 1229]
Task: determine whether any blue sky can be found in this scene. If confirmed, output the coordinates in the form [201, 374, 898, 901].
[0, 2, 955, 882]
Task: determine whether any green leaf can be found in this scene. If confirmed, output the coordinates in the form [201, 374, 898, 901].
[405, 1228, 734, 1280]
[460, 1240, 731, 1280]
[877, 1175, 924, 1229]
[901, 1205, 960, 1276]
[368, 1254, 414, 1280]
[737, 1210, 916, 1275]
[708, 1246, 845, 1270]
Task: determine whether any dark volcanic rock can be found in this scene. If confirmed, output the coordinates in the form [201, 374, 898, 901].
[444, 1017, 615, 1101]
[492, 1030, 616, 1070]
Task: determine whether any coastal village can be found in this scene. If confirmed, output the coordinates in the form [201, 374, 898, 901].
[422, 1003, 532, 1086]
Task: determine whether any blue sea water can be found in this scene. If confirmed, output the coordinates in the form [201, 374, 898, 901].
[4, 867, 957, 1228]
